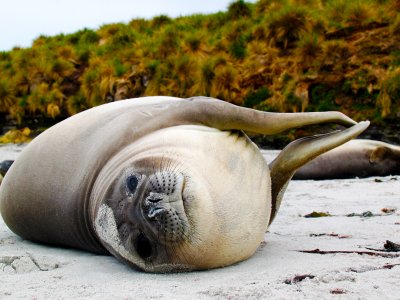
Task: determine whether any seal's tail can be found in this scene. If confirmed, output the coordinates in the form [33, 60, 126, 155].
[268, 121, 370, 224]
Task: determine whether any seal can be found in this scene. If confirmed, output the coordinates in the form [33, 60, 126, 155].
[294, 139, 400, 180]
[0, 96, 369, 272]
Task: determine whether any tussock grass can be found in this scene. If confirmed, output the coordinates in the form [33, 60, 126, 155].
[0, 0, 399, 126]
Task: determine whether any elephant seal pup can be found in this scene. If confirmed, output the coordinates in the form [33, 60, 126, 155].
[0, 96, 369, 272]
[294, 139, 400, 180]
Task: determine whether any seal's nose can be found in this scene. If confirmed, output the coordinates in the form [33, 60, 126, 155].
[143, 171, 185, 219]
[141, 172, 189, 243]
[144, 192, 169, 219]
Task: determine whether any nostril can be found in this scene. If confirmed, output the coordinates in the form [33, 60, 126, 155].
[146, 192, 166, 204]
[146, 196, 162, 204]
[148, 207, 165, 219]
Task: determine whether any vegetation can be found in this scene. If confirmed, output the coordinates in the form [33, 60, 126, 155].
[0, 128, 32, 143]
[0, 0, 399, 140]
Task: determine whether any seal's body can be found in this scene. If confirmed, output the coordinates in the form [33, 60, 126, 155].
[294, 139, 400, 180]
[0, 96, 368, 272]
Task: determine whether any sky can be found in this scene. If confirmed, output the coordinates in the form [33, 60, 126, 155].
[0, 0, 256, 51]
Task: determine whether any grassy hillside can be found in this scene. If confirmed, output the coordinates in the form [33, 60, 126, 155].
[0, 0, 399, 142]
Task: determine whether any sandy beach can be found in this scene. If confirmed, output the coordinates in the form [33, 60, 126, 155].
[0, 145, 399, 299]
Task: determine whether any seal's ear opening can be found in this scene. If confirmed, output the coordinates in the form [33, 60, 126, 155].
[268, 121, 370, 224]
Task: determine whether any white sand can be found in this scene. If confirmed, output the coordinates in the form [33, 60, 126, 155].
[0, 145, 399, 299]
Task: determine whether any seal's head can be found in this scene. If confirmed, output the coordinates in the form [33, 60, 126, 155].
[91, 125, 270, 272]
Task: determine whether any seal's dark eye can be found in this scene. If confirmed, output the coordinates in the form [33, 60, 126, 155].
[127, 175, 139, 193]
[135, 233, 153, 259]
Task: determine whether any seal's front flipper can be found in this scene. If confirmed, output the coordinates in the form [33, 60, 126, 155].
[268, 121, 370, 224]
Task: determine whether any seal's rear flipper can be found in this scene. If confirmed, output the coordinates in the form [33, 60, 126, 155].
[268, 121, 370, 224]
[186, 97, 357, 134]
